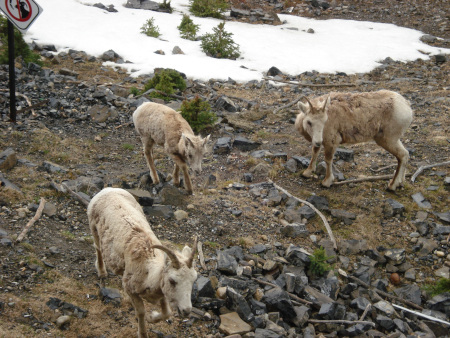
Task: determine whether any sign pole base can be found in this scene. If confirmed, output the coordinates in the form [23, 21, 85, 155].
[8, 19, 16, 123]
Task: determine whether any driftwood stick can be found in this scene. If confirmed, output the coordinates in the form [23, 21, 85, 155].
[61, 182, 90, 207]
[370, 164, 397, 173]
[333, 173, 412, 186]
[271, 181, 337, 250]
[411, 160, 450, 183]
[253, 278, 313, 305]
[346, 274, 423, 311]
[16, 198, 46, 243]
[359, 303, 371, 321]
[392, 304, 450, 326]
[308, 319, 375, 326]
[197, 241, 207, 270]
[273, 96, 304, 115]
[263, 77, 356, 87]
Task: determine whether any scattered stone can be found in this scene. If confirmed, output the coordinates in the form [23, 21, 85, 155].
[219, 312, 252, 335]
[411, 192, 432, 209]
[0, 148, 17, 170]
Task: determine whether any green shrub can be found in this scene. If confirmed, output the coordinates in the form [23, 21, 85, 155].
[0, 16, 42, 65]
[424, 278, 450, 297]
[201, 22, 240, 60]
[140, 18, 161, 38]
[180, 96, 217, 133]
[189, 0, 228, 19]
[308, 246, 334, 277]
[178, 14, 200, 40]
[159, 0, 172, 13]
[142, 69, 186, 101]
[130, 86, 140, 96]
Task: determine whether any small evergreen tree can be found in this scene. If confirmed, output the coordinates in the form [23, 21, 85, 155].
[177, 14, 200, 40]
[308, 246, 334, 277]
[140, 18, 161, 38]
[159, 0, 172, 13]
[180, 96, 217, 133]
[189, 0, 228, 19]
[201, 22, 240, 60]
[142, 69, 186, 101]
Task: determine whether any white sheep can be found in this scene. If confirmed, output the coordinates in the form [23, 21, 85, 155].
[295, 90, 413, 191]
[133, 102, 210, 195]
[87, 187, 198, 338]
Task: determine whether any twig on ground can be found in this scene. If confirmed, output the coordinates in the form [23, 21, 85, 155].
[253, 278, 312, 305]
[359, 303, 371, 321]
[263, 77, 356, 88]
[273, 96, 304, 114]
[392, 304, 450, 326]
[308, 319, 375, 327]
[16, 198, 46, 243]
[197, 241, 207, 270]
[333, 173, 412, 186]
[411, 160, 450, 183]
[370, 164, 397, 173]
[61, 182, 90, 207]
[270, 181, 337, 250]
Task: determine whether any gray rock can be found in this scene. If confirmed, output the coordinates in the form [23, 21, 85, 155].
[42, 161, 67, 173]
[292, 156, 310, 169]
[426, 292, 450, 317]
[284, 158, 297, 173]
[330, 209, 356, 225]
[307, 195, 329, 211]
[411, 192, 432, 209]
[249, 298, 267, 316]
[433, 225, 450, 236]
[280, 223, 309, 238]
[303, 285, 334, 307]
[101, 49, 119, 61]
[373, 300, 395, 316]
[384, 248, 405, 265]
[318, 302, 336, 319]
[250, 150, 273, 159]
[219, 312, 252, 336]
[416, 237, 438, 257]
[213, 137, 232, 154]
[216, 95, 239, 112]
[217, 251, 238, 274]
[172, 46, 184, 55]
[192, 275, 215, 301]
[335, 148, 354, 162]
[160, 185, 187, 206]
[339, 239, 368, 255]
[393, 284, 422, 306]
[99, 287, 121, 306]
[249, 244, 267, 254]
[0, 173, 21, 192]
[350, 297, 371, 314]
[262, 287, 297, 323]
[376, 314, 395, 331]
[292, 305, 310, 327]
[267, 66, 283, 77]
[223, 246, 245, 261]
[0, 148, 17, 170]
[142, 204, 173, 218]
[226, 287, 254, 323]
[413, 220, 429, 236]
[285, 245, 311, 268]
[393, 318, 409, 334]
[384, 198, 405, 217]
[233, 136, 261, 152]
[435, 211, 450, 224]
[126, 189, 154, 206]
[56, 315, 71, 329]
[88, 104, 117, 123]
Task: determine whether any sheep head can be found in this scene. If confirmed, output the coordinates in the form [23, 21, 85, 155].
[180, 133, 210, 176]
[297, 96, 330, 148]
[151, 237, 198, 318]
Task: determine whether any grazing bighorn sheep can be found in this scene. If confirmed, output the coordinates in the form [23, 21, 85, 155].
[295, 90, 413, 191]
[133, 102, 210, 194]
[87, 187, 198, 338]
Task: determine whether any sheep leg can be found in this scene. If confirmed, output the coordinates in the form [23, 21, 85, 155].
[148, 298, 172, 323]
[143, 139, 160, 185]
[129, 293, 148, 338]
[302, 146, 320, 178]
[322, 145, 336, 187]
[91, 228, 107, 278]
[172, 154, 193, 194]
[172, 163, 181, 187]
[377, 139, 409, 191]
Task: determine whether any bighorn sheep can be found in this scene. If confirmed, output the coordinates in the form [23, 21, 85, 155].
[295, 90, 413, 191]
[87, 187, 198, 338]
[133, 102, 210, 194]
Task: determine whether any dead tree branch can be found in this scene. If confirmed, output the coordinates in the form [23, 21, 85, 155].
[308, 319, 375, 326]
[271, 181, 337, 250]
[273, 96, 304, 115]
[16, 198, 46, 243]
[411, 160, 450, 183]
[333, 173, 412, 186]
[61, 182, 90, 207]
[263, 77, 356, 88]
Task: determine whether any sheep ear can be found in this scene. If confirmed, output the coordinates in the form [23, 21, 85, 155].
[298, 101, 309, 113]
[182, 133, 194, 147]
[182, 245, 192, 257]
[203, 135, 210, 147]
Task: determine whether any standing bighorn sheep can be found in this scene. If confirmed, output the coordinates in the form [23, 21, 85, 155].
[88, 187, 198, 338]
[295, 90, 413, 191]
[133, 102, 210, 194]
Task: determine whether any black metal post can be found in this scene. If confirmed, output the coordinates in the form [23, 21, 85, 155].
[8, 20, 16, 123]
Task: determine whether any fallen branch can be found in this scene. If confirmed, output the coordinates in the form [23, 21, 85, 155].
[273, 96, 304, 115]
[61, 182, 90, 207]
[263, 77, 356, 88]
[271, 181, 337, 250]
[411, 160, 450, 183]
[370, 164, 397, 173]
[359, 303, 371, 321]
[16, 198, 46, 243]
[253, 278, 312, 305]
[308, 319, 375, 327]
[392, 303, 450, 326]
[333, 173, 412, 186]
[339, 270, 423, 311]
[197, 241, 207, 270]
[16, 99, 49, 115]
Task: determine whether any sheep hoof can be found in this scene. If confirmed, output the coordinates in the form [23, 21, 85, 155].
[302, 169, 314, 178]
[321, 180, 333, 188]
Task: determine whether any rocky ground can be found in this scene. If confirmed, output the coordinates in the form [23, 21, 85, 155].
[0, 0, 449, 337]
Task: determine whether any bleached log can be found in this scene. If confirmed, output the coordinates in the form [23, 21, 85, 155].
[16, 198, 46, 243]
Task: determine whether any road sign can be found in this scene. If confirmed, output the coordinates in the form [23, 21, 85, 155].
[0, 0, 43, 32]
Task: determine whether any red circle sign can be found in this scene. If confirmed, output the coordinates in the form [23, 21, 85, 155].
[5, 0, 32, 22]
